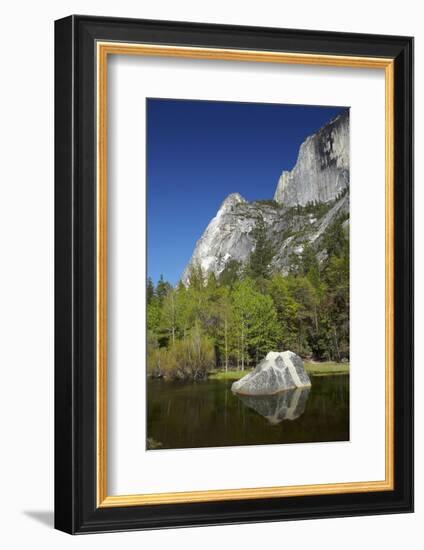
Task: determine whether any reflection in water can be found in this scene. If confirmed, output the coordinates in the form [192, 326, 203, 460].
[147, 374, 349, 450]
[237, 387, 310, 425]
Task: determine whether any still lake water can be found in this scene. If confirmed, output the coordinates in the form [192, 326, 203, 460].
[147, 374, 349, 450]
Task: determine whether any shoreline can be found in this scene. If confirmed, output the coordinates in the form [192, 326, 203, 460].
[208, 361, 349, 381]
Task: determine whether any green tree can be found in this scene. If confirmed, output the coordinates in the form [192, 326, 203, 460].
[314, 214, 349, 360]
[208, 286, 237, 371]
[218, 259, 241, 287]
[186, 263, 205, 291]
[147, 277, 155, 304]
[156, 275, 172, 304]
[320, 255, 349, 361]
[161, 288, 178, 344]
[287, 276, 318, 357]
[147, 298, 161, 333]
[269, 273, 299, 350]
[232, 277, 279, 368]
[247, 216, 275, 280]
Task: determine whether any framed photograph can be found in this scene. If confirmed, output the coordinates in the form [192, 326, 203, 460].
[54, 15, 413, 534]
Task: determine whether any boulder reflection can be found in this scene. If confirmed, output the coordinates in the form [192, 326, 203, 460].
[236, 387, 310, 425]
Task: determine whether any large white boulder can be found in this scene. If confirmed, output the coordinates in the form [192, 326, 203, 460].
[231, 351, 311, 396]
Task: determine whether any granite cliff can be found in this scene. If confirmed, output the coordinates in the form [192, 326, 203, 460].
[182, 110, 349, 285]
[274, 110, 349, 206]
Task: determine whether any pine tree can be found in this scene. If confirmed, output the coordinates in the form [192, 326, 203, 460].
[218, 259, 241, 287]
[186, 263, 205, 290]
[156, 274, 172, 304]
[247, 216, 275, 280]
[147, 277, 155, 304]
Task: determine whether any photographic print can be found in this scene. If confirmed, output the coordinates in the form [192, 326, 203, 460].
[146, 98, 350, 451]
[55, 18, 413, 532]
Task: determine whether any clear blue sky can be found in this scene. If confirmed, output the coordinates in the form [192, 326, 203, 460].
[147, 98, 347, 285]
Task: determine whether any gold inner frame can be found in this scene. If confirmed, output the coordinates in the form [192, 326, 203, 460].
[96, 42, 395, 508]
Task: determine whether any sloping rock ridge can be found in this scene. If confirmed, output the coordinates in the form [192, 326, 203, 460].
[231, 351, 311, 396]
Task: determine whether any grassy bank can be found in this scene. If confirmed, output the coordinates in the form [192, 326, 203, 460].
[304, 361, 349, 376]
[209, 361, 349, 381]
[208, 370, 250, 381]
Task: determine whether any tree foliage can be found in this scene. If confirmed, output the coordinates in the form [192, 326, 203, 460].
[247, 215, 275, 280]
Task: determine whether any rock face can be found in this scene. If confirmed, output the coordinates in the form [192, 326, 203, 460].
[181, 192, 251, 283]
[182, 192, 349, 284]
[181, 111, 349, 285]
[231, 351, 311, 396]
[274, 111, 349, 206]
[237, 387, 310, 424]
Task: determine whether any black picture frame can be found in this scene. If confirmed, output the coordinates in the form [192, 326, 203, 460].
[55, 15, 414, 534]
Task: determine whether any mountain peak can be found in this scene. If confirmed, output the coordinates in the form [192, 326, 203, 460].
[274, 110, 349, 206]
[181, 113, 349, 284]
[219, 192, 246, 211]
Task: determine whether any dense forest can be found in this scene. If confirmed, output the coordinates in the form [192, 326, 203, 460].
[147, 207, 349, 381]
